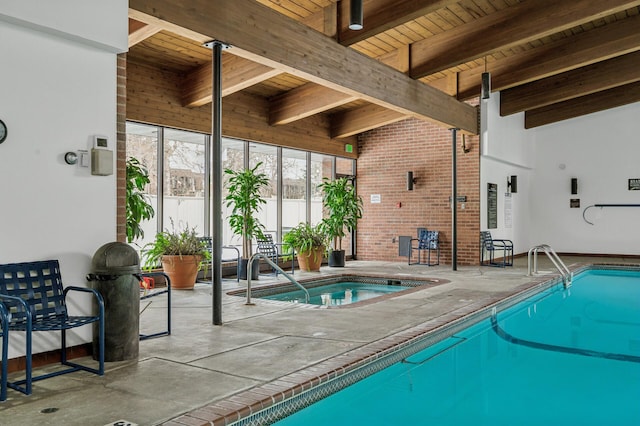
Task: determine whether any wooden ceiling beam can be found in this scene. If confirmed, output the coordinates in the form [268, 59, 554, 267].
[269, 83, 358, 125]
[500, 51, 640, 116]
[454, 12, 640, 100]
[525, 81, 640, 129]
[331, 104, 407, 138]
[128, 18, 162, 47]
[337, 0, 452, 46]
[268, 47, 410, 126]
[409, 0, 640, 79]
[182, 55, 282, 107]
[129, 0, 478, 134]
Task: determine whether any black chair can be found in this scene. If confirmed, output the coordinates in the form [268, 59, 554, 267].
[197, 237, 241, 282]
[256, 233, 295, 275]
[409, 229, 440, 266]
[480, 231, 513, 267]
[0, 260, 105, 400]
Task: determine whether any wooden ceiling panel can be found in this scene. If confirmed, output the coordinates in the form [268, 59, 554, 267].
[127, 0, 640, 136]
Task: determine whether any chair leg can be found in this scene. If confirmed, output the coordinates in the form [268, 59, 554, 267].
[1, 328, 7, 401]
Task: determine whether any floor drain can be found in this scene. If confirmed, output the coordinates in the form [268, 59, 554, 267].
[41, 407, 59, 414]
[104, 421, 138, 426]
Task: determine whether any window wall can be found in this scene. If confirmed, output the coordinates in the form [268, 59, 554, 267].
[127, 121, 356, 255]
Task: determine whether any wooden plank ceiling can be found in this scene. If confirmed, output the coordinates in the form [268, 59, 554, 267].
[128, 0, 640, 135]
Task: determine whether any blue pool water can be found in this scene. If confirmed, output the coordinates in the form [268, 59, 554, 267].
[263, 282, 411, 306]
[273, 269, 640, 425]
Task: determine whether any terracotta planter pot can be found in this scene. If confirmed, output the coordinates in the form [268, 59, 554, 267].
[296, 246, 324, 272]
[161, 255, 202, 290]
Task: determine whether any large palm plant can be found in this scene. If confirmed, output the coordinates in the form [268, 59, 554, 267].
[224, 163, 269, 259]
[126, 157, 155, 243]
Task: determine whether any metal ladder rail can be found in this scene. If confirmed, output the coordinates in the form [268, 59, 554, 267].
[527, 244, 572, 288]
[246, 253, 310, 305]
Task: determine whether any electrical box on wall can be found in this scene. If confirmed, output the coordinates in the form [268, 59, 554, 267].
[91, 135, 113, 176]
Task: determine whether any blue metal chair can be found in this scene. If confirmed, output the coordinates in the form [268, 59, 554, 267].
[409, 230, 440, 266]
[480, 231, 513, 267]
[256, 233, 295, 275]
[197, 236, 241, 282]
[0, 260, 105, 399]
[0, 301, 9, 401]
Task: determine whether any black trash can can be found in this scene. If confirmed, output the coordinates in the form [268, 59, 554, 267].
[87, 242, 141, 362]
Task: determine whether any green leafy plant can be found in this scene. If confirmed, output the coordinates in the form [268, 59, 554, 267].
[318, 177, 363, 251]
[224, 163, 270, 259]
[126, 157, 155, 243]
[141, 221, 211, 270]
[283, 222, 326, 254]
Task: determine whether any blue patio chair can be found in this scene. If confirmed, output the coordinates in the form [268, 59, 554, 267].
[480, 231, 513, 267]
[409, 230, 440, 266]
[0, 259, 105, 399]
[257, 233, 295, 275]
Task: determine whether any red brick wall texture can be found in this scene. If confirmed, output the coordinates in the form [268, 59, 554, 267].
[356, 117, 480, 266]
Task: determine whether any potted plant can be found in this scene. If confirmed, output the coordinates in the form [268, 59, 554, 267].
[142, 222, 211, 290]
[318, 177, 363, 267]
[126, 157, 155, 243]
[224, 163, 269, 280]
[283, 222, 326, 272]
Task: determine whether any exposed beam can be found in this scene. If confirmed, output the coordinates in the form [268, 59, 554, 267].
[331, 104, 407, 138]
[501, 51, 640, 116]
[182, 55, 282, 107]
[409, 0, 640, 79]
[269, 47, 410, 126]
[128, 19, 161, 47]
[337, 0, 451, 46]
[270, 84, 358, 125]
[525, 81, 640, 129]
[454, 12, 640, 100]
[129, 0, 478, 134]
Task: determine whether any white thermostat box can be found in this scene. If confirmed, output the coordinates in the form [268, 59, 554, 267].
[91, 135, 113, 176]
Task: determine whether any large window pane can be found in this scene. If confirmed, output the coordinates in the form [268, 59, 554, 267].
[282, 148, 307, 234]
[310, 153, 333, 225]
[249, 143, 278, 244]
[163, 128, 206, 234]
[222, 137, 245, 246]
[126, 122, 158, 249]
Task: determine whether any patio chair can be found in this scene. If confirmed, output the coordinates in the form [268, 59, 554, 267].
[197, 236, 241, 282]
[408, 230, 440, 266]
[480, 231, 513, 267]
[256, 233, 295, 275]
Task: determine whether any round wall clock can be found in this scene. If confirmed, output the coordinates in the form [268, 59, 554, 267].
[0, 119, 7, 144]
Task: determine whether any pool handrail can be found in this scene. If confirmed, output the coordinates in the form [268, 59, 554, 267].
[527, 244, 572, 288]
[247, 253, 310, 304]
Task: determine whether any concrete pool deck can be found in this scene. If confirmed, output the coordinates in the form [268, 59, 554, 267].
[1, 255, 638, 425]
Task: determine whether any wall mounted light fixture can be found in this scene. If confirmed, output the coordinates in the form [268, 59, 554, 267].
[571, 177, 578, 195]
[507, 175, 518, 193]
[407, 171, 417, 191]
[349, 0, 363, 30]
[481, 56, 491, 100]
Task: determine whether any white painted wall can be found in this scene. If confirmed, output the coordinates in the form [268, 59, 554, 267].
[482, 92, 640, 256]
[0, 2, 127, 357]
[529, 102, 640, 254]
[480, 93, 534, 254]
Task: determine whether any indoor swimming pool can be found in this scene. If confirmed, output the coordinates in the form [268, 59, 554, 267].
[255, 267, 640, 425]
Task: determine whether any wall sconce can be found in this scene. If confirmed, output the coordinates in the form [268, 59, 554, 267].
[407, 171, 417, 191]
[349, 0, 363, 30]
[507, 175, 518, 193]
[481, 57, 491, 100]
[571, 178, 578, 195]
[462, 134, 470, 153]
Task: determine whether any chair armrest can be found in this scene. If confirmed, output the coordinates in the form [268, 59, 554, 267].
[0, 294, 31, 323]
[63, 286, 105, 316]
[492, 239, 513, 248]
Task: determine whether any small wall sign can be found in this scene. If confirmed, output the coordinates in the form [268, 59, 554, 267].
[370, 194, 381, 203]
[629, 178, 640, 191]
[570, 199, 580, 208]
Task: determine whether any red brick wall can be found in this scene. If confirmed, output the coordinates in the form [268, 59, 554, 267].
[356, 116, 480, 265]
[116, 53, 127, 243]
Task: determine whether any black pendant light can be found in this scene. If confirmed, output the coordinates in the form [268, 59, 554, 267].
[481, 56, 491, 100]
[349, 0, 363, 30]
